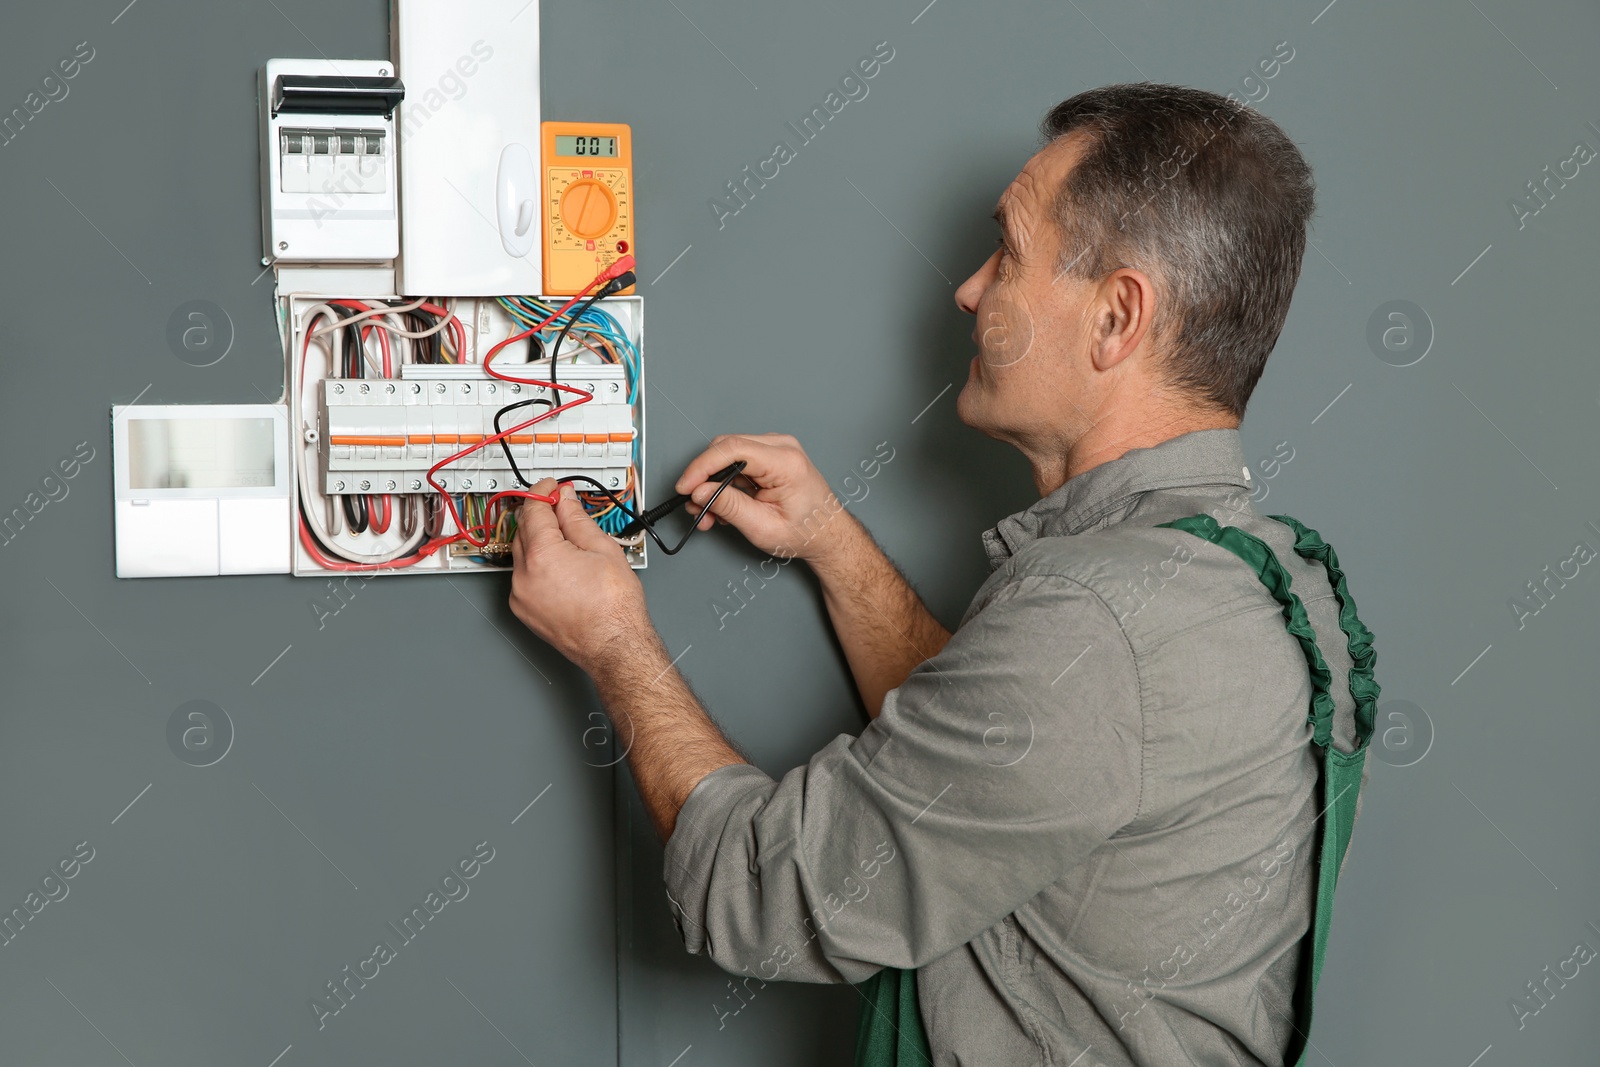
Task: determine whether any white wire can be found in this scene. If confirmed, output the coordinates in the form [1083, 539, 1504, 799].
[294, 305, 428, 565]
[307, 296, 429, 339]
[305, 296, 461, 361]
[384, 313, 415, 365]
[300, 301, 388, 379]
[327, 481, 343, 537]
[369, 310, 458, 340]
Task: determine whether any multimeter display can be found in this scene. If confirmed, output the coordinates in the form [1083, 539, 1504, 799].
[554, 135, 618, 158]
[542, 122, 634, 295]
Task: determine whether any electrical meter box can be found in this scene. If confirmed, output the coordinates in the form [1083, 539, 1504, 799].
[259, 59, 403, 265]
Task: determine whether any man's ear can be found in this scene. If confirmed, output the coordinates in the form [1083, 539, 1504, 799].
[1090, 267, 1156, 371]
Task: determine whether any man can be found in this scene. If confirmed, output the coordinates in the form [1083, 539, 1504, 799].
[509, 83, 1373, 1066]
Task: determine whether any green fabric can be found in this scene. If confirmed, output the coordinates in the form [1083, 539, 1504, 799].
[1156, 513, 1376, 1067]
[851, 513, 1377, 1067]
[854, 965, 933, 1066]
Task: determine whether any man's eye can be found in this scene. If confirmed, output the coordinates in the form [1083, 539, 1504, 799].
[995, 236, 1009, 256]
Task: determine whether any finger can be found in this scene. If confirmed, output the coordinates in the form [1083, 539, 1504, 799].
[514, 479, 563, 549]
[674, 434, 795, 495]
[681, 495, 721, 532]
[553, 483, 621, 554]
[686, 477, 759, 528]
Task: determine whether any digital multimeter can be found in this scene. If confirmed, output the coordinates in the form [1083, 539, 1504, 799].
[541, 122, 634, 295]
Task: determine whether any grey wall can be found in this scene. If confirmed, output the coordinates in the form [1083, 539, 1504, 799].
[2, 1, 1596, 1065]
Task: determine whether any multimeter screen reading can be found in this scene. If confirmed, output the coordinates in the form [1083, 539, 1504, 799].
[555, 135, 618, 158]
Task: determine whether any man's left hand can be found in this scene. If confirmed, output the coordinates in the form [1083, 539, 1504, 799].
[509, 479, 652, 673]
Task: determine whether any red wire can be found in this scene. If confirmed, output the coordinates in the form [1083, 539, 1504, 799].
[482, 289, 596, 385]
[429, 258, 633, 545]
[479, 255, 633, 385]
[328, 300, 395, 378]
[370, 494, 391, 534]
[422, 387, 591, 547]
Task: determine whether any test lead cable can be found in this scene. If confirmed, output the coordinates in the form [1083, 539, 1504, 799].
[549, 461, 746, 556]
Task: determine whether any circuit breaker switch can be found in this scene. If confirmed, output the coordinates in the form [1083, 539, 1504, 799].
[357, 131, 386, 192]
[279, 130, 311, 193]
[609, 405, 635, 458]
[307, 133, 334, 193]
[332, 131, 360, 191]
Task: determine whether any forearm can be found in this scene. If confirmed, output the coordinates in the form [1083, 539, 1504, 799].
[589, 626, 747, 842]
[810, 514, 952, 718]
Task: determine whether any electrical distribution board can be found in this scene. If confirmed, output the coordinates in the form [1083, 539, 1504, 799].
[110, 0, 649, 579]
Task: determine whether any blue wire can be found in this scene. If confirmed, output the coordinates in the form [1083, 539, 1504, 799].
[496, 296, 639, 405]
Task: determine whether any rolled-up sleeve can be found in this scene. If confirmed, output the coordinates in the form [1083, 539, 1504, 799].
[661, 572, 1142, 985]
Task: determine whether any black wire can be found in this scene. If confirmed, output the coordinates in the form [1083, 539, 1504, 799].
[494, 396, 554, 487]
[418, 306, 443, 364]
[413, 309, 433, 364]
[403, 310, 430, 363]
[342, 493, 368, 534]
[550, 280, 625, 403]
[490, 324, 548, 485]
[339, 308, 365, 379]
[494, 280, 624, 488]
[299, 489, 429, 566]
[555, 463, 743, 555]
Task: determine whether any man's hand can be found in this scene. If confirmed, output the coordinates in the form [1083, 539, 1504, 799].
[506, 478, 745, 842]
[509, 479, 653, 674]
[676, 434, 952, 717]
[676, 434, 861, 567]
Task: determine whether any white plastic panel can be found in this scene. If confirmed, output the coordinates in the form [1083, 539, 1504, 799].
[112, 404, 293, 578]
[393, 0, 542, 295]
[260, 59, 400, 263]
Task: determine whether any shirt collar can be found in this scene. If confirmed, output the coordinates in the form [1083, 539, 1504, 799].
[982, 428, 1253, 569]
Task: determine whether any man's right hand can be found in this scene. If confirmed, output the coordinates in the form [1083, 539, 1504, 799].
[677, 432, 951, 717]
[674, 434, 858, 567]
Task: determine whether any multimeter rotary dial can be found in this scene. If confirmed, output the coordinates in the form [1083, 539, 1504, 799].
[558, 179, 617, 240]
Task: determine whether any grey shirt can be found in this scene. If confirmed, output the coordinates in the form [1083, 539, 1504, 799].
[662, 429, 1366, 1067]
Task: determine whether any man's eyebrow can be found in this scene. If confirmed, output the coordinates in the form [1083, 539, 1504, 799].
[992, 205, 1016, 243]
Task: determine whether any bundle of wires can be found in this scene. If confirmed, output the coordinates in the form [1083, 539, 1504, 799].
[496, 296, 640, 404]
[494, 293, 642, 533]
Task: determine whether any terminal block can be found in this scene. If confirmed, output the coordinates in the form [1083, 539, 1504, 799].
[318, 363, 634, 495]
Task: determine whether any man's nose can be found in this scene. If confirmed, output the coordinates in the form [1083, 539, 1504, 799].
[954, 250, 998, 315]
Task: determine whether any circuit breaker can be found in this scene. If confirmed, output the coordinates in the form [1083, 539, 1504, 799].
[318, 364, 635, 496]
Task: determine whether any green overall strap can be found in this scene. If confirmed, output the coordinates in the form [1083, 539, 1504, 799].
[1156, 513, 1377, 1066]
[852, 514, 1377, 1067]
[853, 965, 932, 1067]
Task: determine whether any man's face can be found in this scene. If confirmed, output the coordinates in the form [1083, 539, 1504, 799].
[954, 134, 1100, 451]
